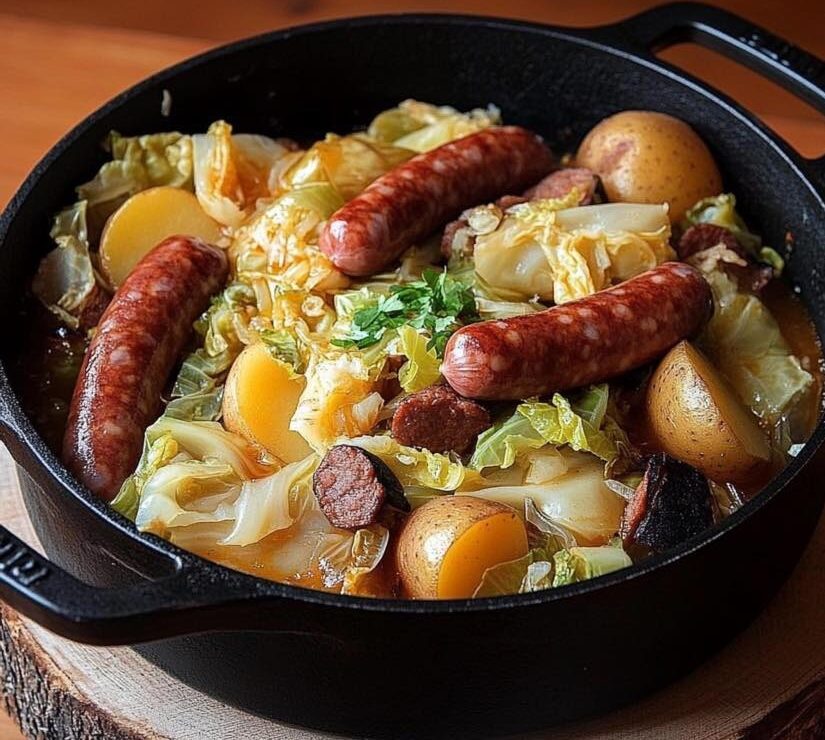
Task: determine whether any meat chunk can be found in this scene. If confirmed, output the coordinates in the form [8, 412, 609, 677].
[313, 445, 408, 529]
[391, 384, 491, 455]
[621, 454, 714, 552]
[677, 223, 742, 260]
[523, 167, 599, 204]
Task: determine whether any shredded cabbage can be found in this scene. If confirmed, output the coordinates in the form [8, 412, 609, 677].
[231, 184, 348, 294]
[474, 202, 673, 303]
[341, 525, 390, 596]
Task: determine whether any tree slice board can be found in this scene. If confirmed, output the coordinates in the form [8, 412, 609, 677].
[1, 441, 825, 739]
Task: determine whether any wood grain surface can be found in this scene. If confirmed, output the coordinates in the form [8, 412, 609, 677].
[0, 2, 823, 738]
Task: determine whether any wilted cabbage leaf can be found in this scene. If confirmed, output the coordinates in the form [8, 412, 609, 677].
[470, 413, 546, 471]
[368, 99, 501, 152]
[551, 541, 632, 587]
[112, 431, 179, 520]
[283, 133, 413, 200]
[696, 264, 812, 423]
[290, 355, 384, 452]
[193, 120, 296, 226]
[473, 549, 548, 598]
[345, 435, 482, 492]
[77, 131, 192, 216]
[32, 201, 101, 328]
[474, 202, 673, 303]
[396, 325, 441, 392]
[341, 525, 390, 596]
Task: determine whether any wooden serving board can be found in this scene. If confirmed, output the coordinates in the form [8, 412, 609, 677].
[2, 449, 825, 740]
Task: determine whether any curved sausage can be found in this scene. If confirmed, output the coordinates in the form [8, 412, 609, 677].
[391, 384, 490, 455]
[319, 126, 555, 276]
[441, 262, 713, 400]
[63, 236, 228, 500]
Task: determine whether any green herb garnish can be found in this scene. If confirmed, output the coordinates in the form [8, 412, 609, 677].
[331, 268, 478, 356]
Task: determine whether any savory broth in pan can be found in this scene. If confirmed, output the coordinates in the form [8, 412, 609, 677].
[18, 102, 823, 599]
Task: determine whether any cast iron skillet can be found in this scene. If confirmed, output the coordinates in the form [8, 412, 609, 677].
[0, 3, 824, 737]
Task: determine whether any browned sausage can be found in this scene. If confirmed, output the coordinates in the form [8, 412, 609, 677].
[319, 126, 555, 276]
[391, 384, 491, 455]
[63, 236, 228, 501]
[313, 445, 408, 529]
[441, 262, 712, 400]
[523, 167, 599, 204]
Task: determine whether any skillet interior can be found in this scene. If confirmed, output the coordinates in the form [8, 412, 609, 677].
[0, 12, 824, 737]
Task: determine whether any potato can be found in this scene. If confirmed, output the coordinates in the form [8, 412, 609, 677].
[647, 341, 770, 485]
[576, 110, 722, 222]
[100, 186, 222, 286]
[397, 495, 528, 599]
[222, 342, 312, 464]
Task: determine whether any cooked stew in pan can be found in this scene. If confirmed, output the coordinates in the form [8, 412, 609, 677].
[19, 101, 822, 599]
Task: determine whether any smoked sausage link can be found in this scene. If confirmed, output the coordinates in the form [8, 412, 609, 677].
[319, 126, 555, 276]
[63, 236, 228, 501]
[441, 262, 713, 401]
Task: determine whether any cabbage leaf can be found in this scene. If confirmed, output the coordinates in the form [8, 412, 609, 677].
[77, 131, 192, 215]
[283, 133, 412, 200]
[368, 99, 501, 152]
[474, 202, 674, 303]
[396, 325, 441, 392]
[193, 120, 295, 226]
[696, 265, 812, 423]
[31, 201, 100, 328]
[552, 542, 632, 587]
[345, 435, 482, 492]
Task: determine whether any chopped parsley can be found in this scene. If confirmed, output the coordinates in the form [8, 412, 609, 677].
[331, 268, 479, 356]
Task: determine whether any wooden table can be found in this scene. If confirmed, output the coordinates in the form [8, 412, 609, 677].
[0, 3, 823, 738]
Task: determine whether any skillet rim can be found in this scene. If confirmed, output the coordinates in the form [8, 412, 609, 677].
[0, 11, 823, 617]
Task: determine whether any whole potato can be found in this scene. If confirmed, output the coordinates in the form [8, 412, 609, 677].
[576, 110, 722, 221]
[647, 341, 770, 485]
[397, 495, 528, 599]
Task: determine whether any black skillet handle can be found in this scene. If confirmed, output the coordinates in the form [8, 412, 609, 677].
[0, 396, 280, 645]
[609, 1, 825, 188]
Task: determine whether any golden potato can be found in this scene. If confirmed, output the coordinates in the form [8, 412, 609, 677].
[222, 342, 312, 464]
[100, 186, 222, 287]
[397, 495, 528, 599]
[576, 110, 722, 221]
[647, 341, 770, 485]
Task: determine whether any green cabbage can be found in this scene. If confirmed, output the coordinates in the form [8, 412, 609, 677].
[283, 133, 413, 200]
[396, 325, 441, 392]
[77, 131, 192, 215]
[474, 202, 673, 303]
[698, 266, 812, 423]
[473, 549, 549, 598]
[470, 414, 546, 471]
[341, 525, 390, 596]
[111, 431, 179, 520]
[31, 201, 100, 328]
[683, 193, 784, 272]
[345, 435, 479, 492]
[551, 541, 632, 587]
[368, 100, 501, 152]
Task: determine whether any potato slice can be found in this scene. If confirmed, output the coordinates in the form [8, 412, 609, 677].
[100, 186, 222, 286]
[397, 495, 528, 599]
[647, 341, 770, 485]
[223, 343, 312, 464]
